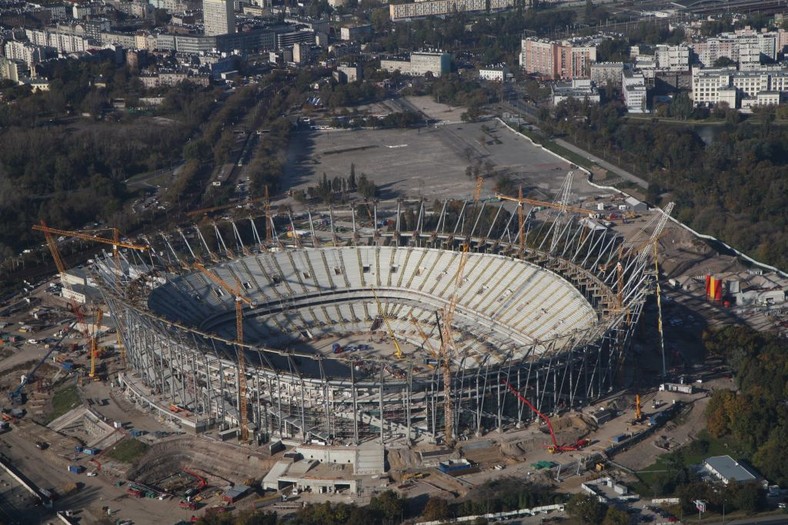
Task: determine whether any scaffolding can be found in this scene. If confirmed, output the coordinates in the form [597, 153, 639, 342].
[95, 199, 668, 444]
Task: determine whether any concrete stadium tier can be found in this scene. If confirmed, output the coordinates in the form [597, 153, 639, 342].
[95, 200, 660, 445]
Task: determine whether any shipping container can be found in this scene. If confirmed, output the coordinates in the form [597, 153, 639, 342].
[438, 459, 473, 473]
[610, 434, 628, 444]
[67, 465, 83, 474]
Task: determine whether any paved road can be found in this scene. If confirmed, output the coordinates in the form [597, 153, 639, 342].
[499, 98, 649, 190]
[551, 137, 649, 190]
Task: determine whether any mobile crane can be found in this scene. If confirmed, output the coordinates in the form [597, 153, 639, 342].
[502, 380, 589, 453]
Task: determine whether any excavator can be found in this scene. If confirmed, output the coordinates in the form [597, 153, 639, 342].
[502, 380, 589, 453]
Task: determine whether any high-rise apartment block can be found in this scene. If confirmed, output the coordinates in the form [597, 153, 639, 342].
[519, 38, 597, 80]
[203, 0, 235, 36]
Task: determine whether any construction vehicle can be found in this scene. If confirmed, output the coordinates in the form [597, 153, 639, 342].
[502, 380, 589, 453]
[182, 468, 207, 492]
[194, 263, 252, 442]
[371, 288, 403, 359]
[9, 330, 71, 405]
[633, 393, 643, 424]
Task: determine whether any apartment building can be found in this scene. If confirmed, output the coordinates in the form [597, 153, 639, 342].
[520, 37, 597, 80]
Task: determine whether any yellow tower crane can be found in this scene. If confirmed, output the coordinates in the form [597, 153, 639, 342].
[371, 288, 403, 359]
[194, 263, 253, 442]
[89, 309, 103, 380]
[440, 244, 470, 446]
[495, 184, 591, 256]
[409, 313, 439, 361]
[33, 221, 149, 367]
[473, 176, 484, 202]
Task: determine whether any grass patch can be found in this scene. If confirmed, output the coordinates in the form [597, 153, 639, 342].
[47, 384, 81, 423]
[633, 430, 739, 497]
[105, 438, 150, 463]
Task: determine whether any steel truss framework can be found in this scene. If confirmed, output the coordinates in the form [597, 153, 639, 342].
[96, 199, 670, 445]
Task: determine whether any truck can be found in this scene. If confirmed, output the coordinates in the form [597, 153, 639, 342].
[67, 465, 83, 474]
[179, 500, 198, 510]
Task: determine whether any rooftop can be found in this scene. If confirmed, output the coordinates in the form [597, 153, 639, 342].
[704, 455, 758, 483]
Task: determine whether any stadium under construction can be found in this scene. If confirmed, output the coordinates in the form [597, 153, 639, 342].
[94, 190, 671, 447]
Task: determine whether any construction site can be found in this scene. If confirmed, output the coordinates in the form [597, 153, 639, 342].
[0, 170, 673, 521]
[0, 105, 784, 523]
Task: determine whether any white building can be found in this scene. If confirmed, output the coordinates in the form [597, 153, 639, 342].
[692, 67, 788, 107]
[381, 52, 451, 77]
[590, 62, 624, 87]
[704, 456, 759, 485]
[478, 65, 508, 82]
[655, 44, 690, 72]
[203, 0, 235, 36]
[622, 69, 647, 113]
[0, 57, 29, 83]
[25, 29, 91, 54]
[551, 78, 600, 106]
[409, 51, 451, 77]
[4, 40, 47, 68]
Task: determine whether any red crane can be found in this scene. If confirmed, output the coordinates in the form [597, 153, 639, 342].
[182, 467, 207, 490]
[502, 380, 588, 453]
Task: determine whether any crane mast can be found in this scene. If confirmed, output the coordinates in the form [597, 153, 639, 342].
[441, 244, 469, 445]
[371, 288, 403, 359]
[89, 309, 103, 380]
[194, 263, 253, 442]
[495, 173, 589, 255]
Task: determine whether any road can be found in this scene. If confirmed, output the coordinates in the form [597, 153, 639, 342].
[500, 94, 649, 190]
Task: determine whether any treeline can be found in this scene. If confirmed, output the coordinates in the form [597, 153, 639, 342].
[703, 325, 788, 486]
[329, 111, 422, 129]
[195, 490, 406, 525]
[0, 57, 220, 260]
[298, 165, 377, 204]
[541, 99, 787, 268]
[195, 482, 562, 525]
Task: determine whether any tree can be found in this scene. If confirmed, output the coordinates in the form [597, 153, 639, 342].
[348, 163, 357, 191]
[368, 490, 405, 522]
[357, 174, 377, 198]
[732, 482, 765, 514]
[423, 496, 451, 521]
[713, 56, 736, 68]
[566, 493, 606, 525]
[602, 506, 629, 525]
[669, 93, 693, 121]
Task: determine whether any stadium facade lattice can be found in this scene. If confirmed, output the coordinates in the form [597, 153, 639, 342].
[95, 198, 667, 445]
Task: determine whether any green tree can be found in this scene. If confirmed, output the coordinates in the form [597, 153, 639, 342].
[713, 56, 736, 68]
[602, 506, 629, 525]
[423, 496, 451, 521]
[732, 482, 765, 514]
[566, 493, 606, 525]
[348, 163, 357, 190]
[368, 490, 405, 522]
